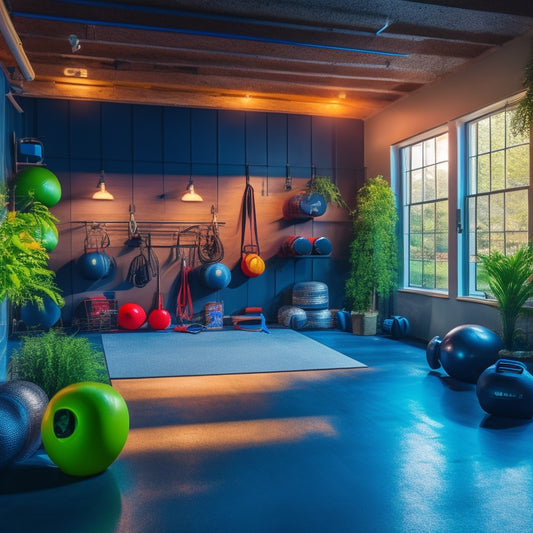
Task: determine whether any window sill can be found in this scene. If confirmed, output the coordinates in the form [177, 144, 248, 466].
[397, 288, 449, 299]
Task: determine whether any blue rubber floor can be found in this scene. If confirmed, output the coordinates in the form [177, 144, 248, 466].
[2, 329, 533, 533]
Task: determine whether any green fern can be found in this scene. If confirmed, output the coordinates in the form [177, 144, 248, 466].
[478, 245, 533, 349]
[0, 189, 63, 308]
[305, 175, 349, 210]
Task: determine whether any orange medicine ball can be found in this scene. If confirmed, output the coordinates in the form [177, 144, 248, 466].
[241, 253, 265, 277]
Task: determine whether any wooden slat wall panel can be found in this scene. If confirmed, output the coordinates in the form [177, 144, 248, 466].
[17, 97, 363, 323]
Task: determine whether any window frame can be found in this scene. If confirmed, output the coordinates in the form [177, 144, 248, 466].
[392, 125, 449, 295]
[457, 97, 531, 298]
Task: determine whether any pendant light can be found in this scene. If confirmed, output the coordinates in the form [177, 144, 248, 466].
[181, 176, 203, 202]
[92, 170, 114, 200]
[181, 113, 203, 202]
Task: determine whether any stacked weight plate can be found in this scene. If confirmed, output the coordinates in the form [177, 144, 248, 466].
[291, 281, 331, 329]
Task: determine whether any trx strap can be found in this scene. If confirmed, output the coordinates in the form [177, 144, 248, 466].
[176, 258, 193, 322]
[240, 168, 260, 257]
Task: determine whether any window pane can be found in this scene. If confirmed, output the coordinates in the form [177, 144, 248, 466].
[491, 150, 505, 191]
[490, 112, 505, 151]
[424, 166, 436, 201]
[424, 138, 435, 166]
[505, 190, 528, 231]
[410, 169, 423, 203]
[507, 144, 529, 188]
[436, 162, 448, 199]
[436, 134, 448, 163]
[489, 192, 504, 232]
[423, 204, 435, 232]
[477, 154, 490, 193]
[411, 143, 423, 169]
[410, 205, 422, 232]
[477, 118, 491, 153]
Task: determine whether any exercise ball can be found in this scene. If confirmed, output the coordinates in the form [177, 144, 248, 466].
[41, 382, 129, 477]
[201, 262, 231, 289]
[118, 303, 146, 330]
[15, 166, 62, 207]
[477, 359, 533, 419]
[0, 380, 48, 465]
[0, 394, 28, 469]
[426, 324, 504, 383]
[21, 296, 62, 329]
[78, 251, 112, 280]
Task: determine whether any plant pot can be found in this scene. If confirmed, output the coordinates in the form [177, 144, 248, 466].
[351, 311, 378, 336]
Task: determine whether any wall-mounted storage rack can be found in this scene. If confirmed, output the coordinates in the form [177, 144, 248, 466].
[71, 220, 226, 249]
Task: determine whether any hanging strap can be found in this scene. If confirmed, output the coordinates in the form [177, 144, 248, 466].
[240, 168, 260, 256]
[176, 258, 193, 322]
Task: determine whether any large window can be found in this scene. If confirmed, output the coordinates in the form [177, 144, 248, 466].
[465, 106, 530, 296]
[401, 132, 449, 291]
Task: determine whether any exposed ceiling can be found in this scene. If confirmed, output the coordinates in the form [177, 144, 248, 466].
[1, 0, 533, 119]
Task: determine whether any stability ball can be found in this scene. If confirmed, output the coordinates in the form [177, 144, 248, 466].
[41, 382, 129, 477]
[477, 359, 533, 419]
[201, 262, 231, 290]
[21, 296, 62, 329]
[0, 380, 49, 468]
[426, 324, 504, 383]
[15, 166, 62, 207]
[118, 303, 146, 330]
[78, 251, 112, 280]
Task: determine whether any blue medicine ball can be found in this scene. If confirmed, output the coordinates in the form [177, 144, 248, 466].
[201, 262, 231, 290]
[21, 296, 61, 329]
[78, 251, 112, 280]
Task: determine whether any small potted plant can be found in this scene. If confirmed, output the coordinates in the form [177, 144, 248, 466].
[345, 175, 398, 335]
[305, 175, 349, 210]
[477, 245, 533, 351]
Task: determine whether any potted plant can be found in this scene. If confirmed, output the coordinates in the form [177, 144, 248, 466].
[345, 175, 398, 335]
[477, 245, 533, 351]
[305, 175, 349, 210]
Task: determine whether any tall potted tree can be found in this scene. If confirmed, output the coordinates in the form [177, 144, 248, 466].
[477, 245, 533, 350]
[345, 175, 398, 335]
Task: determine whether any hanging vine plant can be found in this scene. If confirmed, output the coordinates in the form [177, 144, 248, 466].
[511, 44, 533, 136]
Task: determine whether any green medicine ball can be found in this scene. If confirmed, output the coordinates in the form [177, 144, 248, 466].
[15, 166, 62, 207]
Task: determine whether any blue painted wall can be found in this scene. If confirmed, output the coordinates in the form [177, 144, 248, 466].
[15, 98, 364, 325]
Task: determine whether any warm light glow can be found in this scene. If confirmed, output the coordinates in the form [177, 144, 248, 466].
[181, 179, 203, 202]
[124, 416, 337, 453]
[92, 171, 114, 200]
